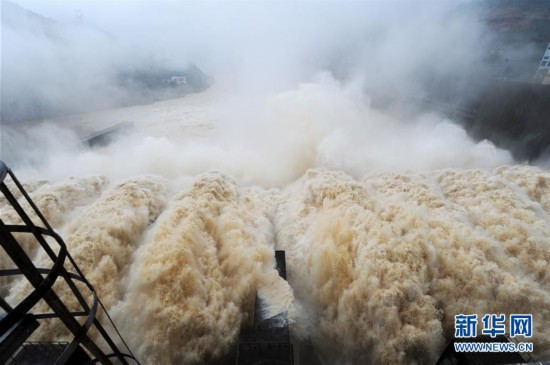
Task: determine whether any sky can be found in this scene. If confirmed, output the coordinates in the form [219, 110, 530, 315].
[8, 0, 479, 87]
[3, 0, 495, 114]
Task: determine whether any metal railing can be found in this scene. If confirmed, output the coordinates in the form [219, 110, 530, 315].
[0, 160, 139, 365]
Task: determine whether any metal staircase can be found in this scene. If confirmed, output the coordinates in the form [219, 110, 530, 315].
[0, 160, 139, 365]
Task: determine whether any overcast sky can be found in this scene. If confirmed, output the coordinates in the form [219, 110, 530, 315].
[3, 0, 496, 126]
[11, 1, 469, 83]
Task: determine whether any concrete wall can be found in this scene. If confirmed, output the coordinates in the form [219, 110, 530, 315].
[469, 81, 550, 161]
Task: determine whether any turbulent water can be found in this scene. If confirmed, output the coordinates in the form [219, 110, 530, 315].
[2, 78, 550, 364]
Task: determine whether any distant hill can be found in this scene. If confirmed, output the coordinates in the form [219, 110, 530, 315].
[481, 0, 550, 48]
[482, 0, 550, 29]
[1, 0, 59, 34]
[1, 1, 210, 124]
[420, 1, 550, 161]
[449, 0, 550, 83]
[1, 1, 115, 123]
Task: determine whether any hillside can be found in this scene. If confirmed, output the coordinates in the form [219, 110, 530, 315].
[1, 1, 210, 124]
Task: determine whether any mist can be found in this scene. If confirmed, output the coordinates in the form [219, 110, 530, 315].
[2, 1, 505, 121]
[2, 0, 523, 177]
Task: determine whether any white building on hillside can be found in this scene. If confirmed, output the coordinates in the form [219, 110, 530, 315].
[539, 42, 550, 69]
[162, 76, 188, 87]
[535, 41, 550, 84]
